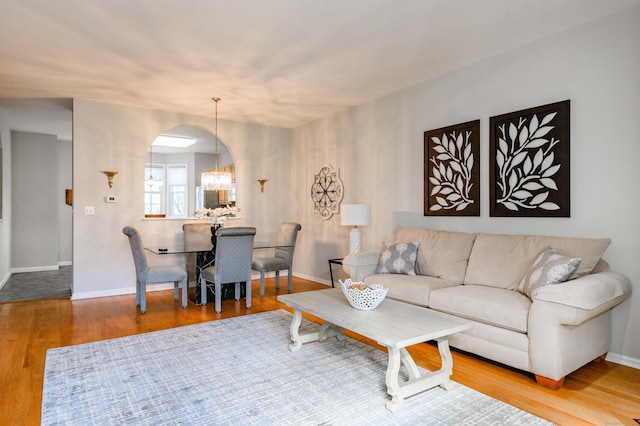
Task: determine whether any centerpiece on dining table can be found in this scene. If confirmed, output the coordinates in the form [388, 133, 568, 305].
[194, 205, 241, 225]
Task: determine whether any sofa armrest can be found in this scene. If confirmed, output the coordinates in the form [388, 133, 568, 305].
[527, 271, 631, 381]
[532, 271, 631, 314]
[342, 251, 379, 282]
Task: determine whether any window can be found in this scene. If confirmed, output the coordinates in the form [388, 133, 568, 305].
[167, 164, 187, 217]
[144, 163, 188, 218]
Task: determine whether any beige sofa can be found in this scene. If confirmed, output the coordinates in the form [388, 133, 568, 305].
[342, 227, 631, 389]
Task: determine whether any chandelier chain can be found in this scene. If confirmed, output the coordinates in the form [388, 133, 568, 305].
[213, 97, 220, 169]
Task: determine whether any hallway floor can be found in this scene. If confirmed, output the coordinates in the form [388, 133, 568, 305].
[0, 266, 71, 303]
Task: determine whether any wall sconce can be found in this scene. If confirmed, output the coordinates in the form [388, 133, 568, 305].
[102, 171, 118, 188]
[257, 179, 268, 193]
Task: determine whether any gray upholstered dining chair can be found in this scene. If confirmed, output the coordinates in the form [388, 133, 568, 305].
[252, 222, 301, 297]
[200, 227, 256, 313]
[122, 226, 188, 313]
[182, 222, 214, 285]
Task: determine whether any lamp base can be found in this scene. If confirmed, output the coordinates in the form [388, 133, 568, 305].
[349, 227, 362, 254]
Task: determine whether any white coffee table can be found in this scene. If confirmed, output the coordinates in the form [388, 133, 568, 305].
[278, 288, 472, 412]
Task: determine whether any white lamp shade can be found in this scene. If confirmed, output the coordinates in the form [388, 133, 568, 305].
[341, 204, 371, 226]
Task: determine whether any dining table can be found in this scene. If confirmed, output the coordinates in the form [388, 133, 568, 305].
[144, 226, 291, 304]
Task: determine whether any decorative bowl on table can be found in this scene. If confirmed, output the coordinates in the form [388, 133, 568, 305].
[339, 278, 388, 310]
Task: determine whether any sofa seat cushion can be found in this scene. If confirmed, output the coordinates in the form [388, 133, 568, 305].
[393, 227, 477, 284]
[363, 274, 458, 307]
[429, 285, 532, 333]
[448, 320, 530, 372]
[464, 233, 611, 290]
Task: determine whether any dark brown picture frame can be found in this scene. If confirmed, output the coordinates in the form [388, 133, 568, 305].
[424, 120, 480, 216]
[489, 100, 570, 217]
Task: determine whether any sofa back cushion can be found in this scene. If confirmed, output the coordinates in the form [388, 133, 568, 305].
[393, 227, 477, 284]
[464, 233, 611, 290]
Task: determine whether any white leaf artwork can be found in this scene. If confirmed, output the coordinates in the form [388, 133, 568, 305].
[425, 120, 480, 216]
[490, 100, 570, 217]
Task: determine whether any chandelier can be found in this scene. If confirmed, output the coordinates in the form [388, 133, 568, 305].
[201, 97, 232, 191]
[144, 141, 163, 189]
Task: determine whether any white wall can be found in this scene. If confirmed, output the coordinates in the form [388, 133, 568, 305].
[0, 5, 637, 366]
[0, 114, 8, 286]
[292, 8, 640, 362]
[11, 131, 59, 270]
[0, 100, 73, 284]
[71, 99, 294, 298]
[58, 140, 72, 264]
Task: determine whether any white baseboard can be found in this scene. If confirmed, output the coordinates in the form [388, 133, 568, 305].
[12, 265, 60, 273]
[292, 272, 333, 287]
[605, 352, 640, 370]
[1, 264, 69, 291]
[71, 283, 175, 300]
[72, 274, 329, 301]
[0, 272, 9, 290]
[58, 261, 72, 267]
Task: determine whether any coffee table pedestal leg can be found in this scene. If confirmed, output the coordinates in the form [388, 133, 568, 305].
[384, 336, 454, 412]
[288, 308, 343, 352]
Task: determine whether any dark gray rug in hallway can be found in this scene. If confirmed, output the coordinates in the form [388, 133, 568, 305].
[0, 266, 71, 303]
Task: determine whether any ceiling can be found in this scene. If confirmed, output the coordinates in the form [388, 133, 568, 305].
[1, 0, 639, 129]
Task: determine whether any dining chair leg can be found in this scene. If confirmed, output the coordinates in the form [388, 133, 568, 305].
[245, 280, 252, 309]
[135, 279, 141, 307]
[234, 282, 240, 300]
[287, 269, 293, 293]
[215, 282, 222, 313]
[181, 278, 188, 308]
[275, 271, 280, 290]
[259, 272, 266, 297]
[173, 282, 179, 301]
[140, 284, 147, 314]
[200, 277, 207, 305]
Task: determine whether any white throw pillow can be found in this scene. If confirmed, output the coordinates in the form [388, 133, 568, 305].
[518, 247, 581, 298]
[375, 241, 419, 275]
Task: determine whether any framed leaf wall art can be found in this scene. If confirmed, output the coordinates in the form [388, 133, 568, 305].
[489, 100, 570, 217]
[424, 120, 480, 216]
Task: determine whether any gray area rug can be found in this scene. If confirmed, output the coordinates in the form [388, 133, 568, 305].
[0, 266, 71, 303]
[42, 309, 554, 425]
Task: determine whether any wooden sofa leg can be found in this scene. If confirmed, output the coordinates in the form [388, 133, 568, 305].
[535, 375, 565, 390]
[593, 353, 607, 363]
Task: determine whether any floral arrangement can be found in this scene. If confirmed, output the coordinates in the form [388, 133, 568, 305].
[194, 205, 241, 221]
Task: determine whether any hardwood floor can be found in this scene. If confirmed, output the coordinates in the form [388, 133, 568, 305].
[1, 277, 638, 425]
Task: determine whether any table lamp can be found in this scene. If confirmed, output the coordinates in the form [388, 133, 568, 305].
[341, 204, 371, 254]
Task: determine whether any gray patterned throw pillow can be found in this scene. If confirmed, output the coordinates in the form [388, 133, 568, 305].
[375, 241, 419, 275]
[518, 247, 581, 298]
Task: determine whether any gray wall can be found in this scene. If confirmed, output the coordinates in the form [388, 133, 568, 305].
[292, 8, 640, 364]
[0, 99, 73, 285]
[71, 100, 294, 298]
[0, 7, 637, 367]
[11, 131, 59, 270]
[0, 111, 9, 284]
[58, 140, 72, 264]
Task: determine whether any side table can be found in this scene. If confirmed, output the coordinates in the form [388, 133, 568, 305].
[328, 258, 343, 288]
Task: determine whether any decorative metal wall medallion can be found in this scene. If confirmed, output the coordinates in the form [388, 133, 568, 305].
[310, 164, 343, 220]
[424, 120, 480, 216]
[489, 100, 570, 217]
